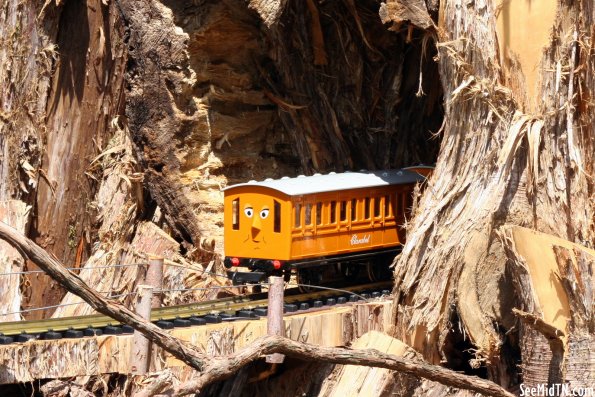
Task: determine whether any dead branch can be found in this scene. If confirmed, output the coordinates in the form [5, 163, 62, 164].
[165, 335, 514, 397]
[0, 221, 208, 372]
[512, 308, 565, 341]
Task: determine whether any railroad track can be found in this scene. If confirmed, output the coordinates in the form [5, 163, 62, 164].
[0, 281, 392, 344]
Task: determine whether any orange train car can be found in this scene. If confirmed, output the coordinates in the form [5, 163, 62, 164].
[223, 167, 432, 285]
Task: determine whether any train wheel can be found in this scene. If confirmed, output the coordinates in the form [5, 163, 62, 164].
[336, 262, 360, 281]
[366, 262, 391, 282]
[296, 269, 320, 293]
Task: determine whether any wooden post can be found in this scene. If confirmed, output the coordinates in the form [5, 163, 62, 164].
[266, 276, 285, 363]
[131, 284, 154, 374]
[131, 256, 163, 374]
[147, 256, 164, 308]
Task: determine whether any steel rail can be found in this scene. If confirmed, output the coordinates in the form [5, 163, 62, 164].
[0, 281, 391, 336]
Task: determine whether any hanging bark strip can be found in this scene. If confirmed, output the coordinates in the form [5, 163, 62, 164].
[0, 220, 512, 397]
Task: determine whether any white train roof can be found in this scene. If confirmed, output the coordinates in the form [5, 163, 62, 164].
[223, 168, 429, 196]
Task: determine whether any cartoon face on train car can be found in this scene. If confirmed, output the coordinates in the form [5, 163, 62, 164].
[223, 186, 290, 261]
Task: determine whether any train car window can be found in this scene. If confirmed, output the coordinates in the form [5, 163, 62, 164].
[316, 202, 322, 225]
[295, 203, 301, 228]
[274, 200, 281, 233]
[330, 201, 337, 224]
[232, 199, 239, 230]
[374, 197, 381, 218]
[351, 199, 357, 221]
[365, 197, 370, 219]
[305, 203, 312, 225]
[340, 201, 347, 221]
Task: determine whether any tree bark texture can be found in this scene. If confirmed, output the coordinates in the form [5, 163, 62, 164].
[0, 0, 133, 318]
[391, 0, 594, 389]
[0, 1, 55, 317]
[1, 0, 224, 318]
[499, 226, 595, 390]
[116, 0, 211, 248]
[31, 0, 127, 289]
[23, 1, 127, 318]
[0, 1, 53, 202]
[0, 200, 29, 321]
[261, 0, 442, 172]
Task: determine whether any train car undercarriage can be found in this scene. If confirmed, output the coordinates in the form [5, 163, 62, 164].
[225, 247, 399, 292]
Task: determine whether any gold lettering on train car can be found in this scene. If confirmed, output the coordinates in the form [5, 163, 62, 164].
[350, 234, 371, 245]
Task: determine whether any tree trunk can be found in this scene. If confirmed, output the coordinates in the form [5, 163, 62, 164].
[390, 0, 594, 389]
[29, 0, 127, 319]
[0, 0, 53, 317]
[499, 226, 595, 390]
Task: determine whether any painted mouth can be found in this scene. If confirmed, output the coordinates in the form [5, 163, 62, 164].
[244, 235, 265, 245]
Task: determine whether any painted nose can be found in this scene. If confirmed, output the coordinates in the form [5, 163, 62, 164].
[251, 215, 262, 234]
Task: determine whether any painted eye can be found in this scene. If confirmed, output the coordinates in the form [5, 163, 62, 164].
[244, 207, 254, 217]
[260, 208, 269, 219]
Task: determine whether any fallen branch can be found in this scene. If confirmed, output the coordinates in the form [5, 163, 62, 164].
[153, 335, 513, 397]
[0, 221, 208, 372]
